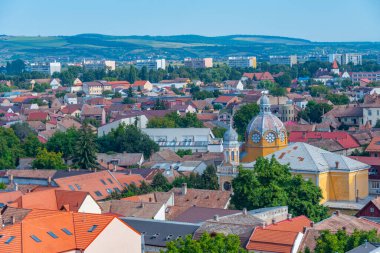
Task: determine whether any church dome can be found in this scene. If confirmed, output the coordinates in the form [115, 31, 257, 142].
[223, 126, 238, 143]
[246, 95, 287, 139]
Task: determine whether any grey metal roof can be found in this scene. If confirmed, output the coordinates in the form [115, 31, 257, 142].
[121, 218, 199, 247]
[346, 242, 380, 253]
[261, 142, 370, 173]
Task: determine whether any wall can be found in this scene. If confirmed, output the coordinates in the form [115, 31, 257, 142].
[153, 204, 166, 220]
[85, 218, 141, 253]
[357, 201, 380, 217]
[78, 195, 102, 214]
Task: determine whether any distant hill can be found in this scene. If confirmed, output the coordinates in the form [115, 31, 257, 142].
[0, 34, 379, 62]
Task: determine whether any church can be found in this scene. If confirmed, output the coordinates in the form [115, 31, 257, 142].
[217, 95, 369, 203]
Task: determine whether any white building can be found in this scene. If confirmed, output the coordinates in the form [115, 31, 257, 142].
[227, 56, 257, 68]
[49, 62, 62, 75]
[83, 60, 116, 71]
[269, 55, 297, 67]
[135, 59, 166, 70]
[98, 115, 149, 137]
[342, 53, 362, 65]
[141, 128, 223, 153]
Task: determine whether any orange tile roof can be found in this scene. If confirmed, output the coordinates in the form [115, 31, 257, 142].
[54, 171, 132, 200]
[111, 173, 144, 188]
[366, 136, 380, 152]
[9, 189, 90, 212]
[0, 191, 23, 205]
[246, 216, 311, 253]
[0, 209, 139, 252]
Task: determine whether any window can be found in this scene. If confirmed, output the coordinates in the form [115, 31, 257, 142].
[30, 235, 42, 243]
[68, 185, 75, 191]
[5, 236, 15, 244]
[124, 183, 129, 187]
[368, 110, 372, 116]
[61, 228, 72, 235]
[88, 225, 98, 232]
[107, 178, 114, 184]
[47, 231, 58, 239]
[100, 179, 107, 185]
[370, 207, 375, 213]
[75, 184, 81, 190]
[372, 181, 380, 189]
[94, 191, 103, 197]
[106, 188, 113, 194]
[114, 188, 121, 193]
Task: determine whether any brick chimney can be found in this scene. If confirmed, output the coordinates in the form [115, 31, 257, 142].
[213, 215, 219, 221]
[181, 183, 187, 195]
[242, 208, 247, 215]
[287, 213, 292, 220]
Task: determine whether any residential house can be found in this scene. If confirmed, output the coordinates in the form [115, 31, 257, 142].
[8, 189, 102, 214]
[97, 114, 148, 136]
[0, 209, 142, 253]
[100, 200, 166, 220]
[60, 104, 82, 117]
[50, 78, 61, 90]
[356, 196, 380, 219]
[53, 170, 142, 200]
[366, 137, 380, 157]
[64, 93, 78, 105]
[242, 72, 274, 82]
[132, 80, 153, 91]
[223, 80, 244, 91]
[70, 78, 83, 92]
[322, 105, 363, 127]
[212, 96, 239, 108]
[97, 153, 145, 168]
[81, 104, 106, 125]
[299, 211, 380, 252]
[122, 218, 199, 253]
[27, 111, 50, 122]
[177, 161, 207, 174]
[246, 215, 311, 253]
[350, 156, 380, 195]
[172, 206, 241, 223]
[82, 81, 112, 95]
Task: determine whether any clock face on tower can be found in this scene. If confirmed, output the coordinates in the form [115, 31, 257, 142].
[251, 133, 261, 143]
[265, 132, 276, 143]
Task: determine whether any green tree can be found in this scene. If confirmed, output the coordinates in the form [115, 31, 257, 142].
[23, 134, 44, 157]
[213, 103, 222, 110]
[151, 173, 171, 191]
[164, 233, 245, 253]
[309, 85, 329, 97]
[176, 149, 192, 158]
[0, 127, 22, 169]
[11, 122, 35, 141]
[73, 124, 98, 170]
[233, 103, 260, 140]
[299, 101, 333, 123]
[201, 165, 219, 190]
[212, 127, 227, 138]
[326, 93, 350, 105]
[127, 86, 134, 98]
[46, 128, 79, 160]
[140, 66, 149, 80]
[128, 65, 137, 84]
[32, 148, 67, 170]
[97, 124, 159, 159]
[231, 157, 328, 222]
[314, 229, 380, 253]
[275, 73, 292, 87]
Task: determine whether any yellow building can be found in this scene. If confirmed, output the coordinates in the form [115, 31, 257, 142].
[246, 142, 370, 203]
[241, 95, 288, 163]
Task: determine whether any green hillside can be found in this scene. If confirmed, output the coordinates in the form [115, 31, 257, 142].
[0, 34, 379, 62]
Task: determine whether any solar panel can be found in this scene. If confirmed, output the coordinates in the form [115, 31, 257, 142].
[30, 235, 42, 243]
[61, 228, 72, 235]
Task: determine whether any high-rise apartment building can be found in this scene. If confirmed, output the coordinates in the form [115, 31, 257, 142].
[135, 59, 166, 70]
[227, 56, 257, 68]
[269, 55, 297, 66]
[183, 58, 213, 68]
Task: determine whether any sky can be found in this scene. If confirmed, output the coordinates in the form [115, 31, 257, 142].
[0, 0, 379, 42]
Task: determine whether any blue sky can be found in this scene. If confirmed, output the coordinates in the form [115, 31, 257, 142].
[0, 0, 379, 42]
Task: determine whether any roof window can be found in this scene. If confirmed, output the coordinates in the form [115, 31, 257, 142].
[30, 235, 42, 243]
[47, 231, 58, 239]
[61, 228, 72, 235]
[4, 236, 15, 244]
[88, 225, 98, 232]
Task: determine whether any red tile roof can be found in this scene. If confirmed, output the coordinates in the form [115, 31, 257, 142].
[27, 111, 49, 121]
[289, 131, 360, 149]
[213, 96, 237, 104]
[246, 216, 311, 253]
[366, 136, 380, 152]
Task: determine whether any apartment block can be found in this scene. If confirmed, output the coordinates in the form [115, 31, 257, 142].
[135, 59, 166, 70]
[227, 56, 257, 68]
[269, 55, 297, 66]
[184, 58, 213, 68]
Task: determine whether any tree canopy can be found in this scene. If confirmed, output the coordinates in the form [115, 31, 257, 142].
[164, 233, 245, 253]
[233, 103, 260, 140]
[298, 101, 333, 123]
[147, 112, 203, 128]
[32, 148, 67, 170]
[73, 124, 99, 170]
[231, 157, 328, 222]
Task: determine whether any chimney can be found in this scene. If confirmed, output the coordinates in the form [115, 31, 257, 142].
[48, 177, 52, 186]
[335, 210, 340, 216]
[262, 221, 266, 228]
[68, 167, 71, 172]
[140, 202, 144, 208]
[181, 183, 187, 195]
[113, 164, 117, 172]
[8, 174, 14, 184]
[303, 226, 307, 233]
[11, 216, 15, 225]
[14, 183, 18, 191]
[213, 215, 219, 221]
[287, 213, 292, 220]
[335, 161, 339, 169]
[242, 208, 247, 215]
[272, 218, 276, 224]
[0, 214, 3, 229]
